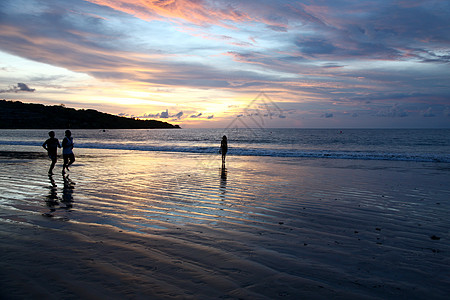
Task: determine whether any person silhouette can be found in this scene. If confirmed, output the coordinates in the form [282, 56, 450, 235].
[62, 130, 75, 173]
[42, 131, 61, 175]
[220, 135, 228, 165]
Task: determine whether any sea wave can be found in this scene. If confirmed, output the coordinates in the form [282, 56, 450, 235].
[1, 140, 449, 163]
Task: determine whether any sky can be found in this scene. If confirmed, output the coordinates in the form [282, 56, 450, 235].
[0, 0, 449, 128]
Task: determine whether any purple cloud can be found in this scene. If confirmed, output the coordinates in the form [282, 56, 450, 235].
[172, 111, 184, 120]
[190, 113, 202, 118]
[376, 104, 409, 118]
[0, 83, 35, 93]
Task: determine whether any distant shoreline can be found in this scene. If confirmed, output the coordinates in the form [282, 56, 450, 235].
[0, 100, 180, 129]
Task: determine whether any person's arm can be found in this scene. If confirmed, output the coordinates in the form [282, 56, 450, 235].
[42, 139, 48, 150]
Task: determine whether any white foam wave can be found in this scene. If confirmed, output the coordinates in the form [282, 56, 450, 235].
[1, 140, 448, 163]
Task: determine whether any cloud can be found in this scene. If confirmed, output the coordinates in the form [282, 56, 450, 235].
[321, 113, 333, 118]
[82, 0, 450, 63]
[85, 0, 250, 26]
[145, 109, 183, 120]
[172, 111, 183, 119]
[322, 63, 345, 69]
[160, 109, 169, 118]
[0, 83, 35, 93]
[140, 113, 160, 118]
[190, 113, 202, 118]
[17, 83, 35, 92]
[1, 1, 448, 93]
[444, 107, 450, 117]
[376, 104, 408, 118]
[188, 112, 215, 120]
[422, 107, 435, 118]
[266, 25, 287, 32]
[123, 111, 186, 120]
[296, 38, 337, 56]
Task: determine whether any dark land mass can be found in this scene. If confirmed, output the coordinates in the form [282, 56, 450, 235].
[0, 100, 180, 129]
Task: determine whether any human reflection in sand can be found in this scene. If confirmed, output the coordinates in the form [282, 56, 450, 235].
[43, 174, 75, 217]
[61, 174, 75, 210]
[44, 174, 59, 216]
[220, 165, 227, 199]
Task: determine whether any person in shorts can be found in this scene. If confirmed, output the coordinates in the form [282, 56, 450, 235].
[42, 131, 61, 175]
[62, 130, 75, 173]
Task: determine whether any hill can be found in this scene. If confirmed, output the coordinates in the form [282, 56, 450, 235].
[0, 100, 180, 129]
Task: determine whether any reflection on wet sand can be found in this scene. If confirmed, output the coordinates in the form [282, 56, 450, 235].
[43, 174, 75, 217]
[220, 166, 227, 199]
[44, 175, 58, 215]
[62, 174, 75, 209]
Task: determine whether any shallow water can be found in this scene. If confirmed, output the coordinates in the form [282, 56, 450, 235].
[1, 128, 449, 162]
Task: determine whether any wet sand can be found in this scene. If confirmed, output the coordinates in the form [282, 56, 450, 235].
[1, 148, 449, 299]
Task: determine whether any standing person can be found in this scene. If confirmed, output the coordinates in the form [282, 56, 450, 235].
[220, 135, 228, 165]
[42, 131, 61, 175]
[62, 130, 75, 173]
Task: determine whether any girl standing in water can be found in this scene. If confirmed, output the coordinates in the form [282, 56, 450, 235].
[220, 135, 228, 165]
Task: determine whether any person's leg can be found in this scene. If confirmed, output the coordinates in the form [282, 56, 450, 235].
[63, 154, 69, 172]
[49, 156, 56, 174]
[67, 153, 75, 168]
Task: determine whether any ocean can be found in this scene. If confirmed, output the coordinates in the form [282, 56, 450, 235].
[0, 128, 449, 163]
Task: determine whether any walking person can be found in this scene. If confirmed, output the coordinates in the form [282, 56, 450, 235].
[220, 135, 228, 165]
[42, 131, 61, 175]
[62, 130, 75, 173]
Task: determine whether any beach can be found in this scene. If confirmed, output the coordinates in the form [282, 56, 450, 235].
[1, 142, 449, 299]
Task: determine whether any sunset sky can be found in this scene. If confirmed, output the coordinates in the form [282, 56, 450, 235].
[1, 0, 449, 128]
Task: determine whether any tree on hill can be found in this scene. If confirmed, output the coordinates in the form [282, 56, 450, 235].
[0, 100, 180, 129]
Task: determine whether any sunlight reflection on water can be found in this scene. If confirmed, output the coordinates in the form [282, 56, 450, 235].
[1, 147, 449, 239]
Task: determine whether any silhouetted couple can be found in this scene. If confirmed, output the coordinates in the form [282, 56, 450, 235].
[42, 130, 75, 174]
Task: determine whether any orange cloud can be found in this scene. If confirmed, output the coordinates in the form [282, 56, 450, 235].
[86, 0, 250, 26]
